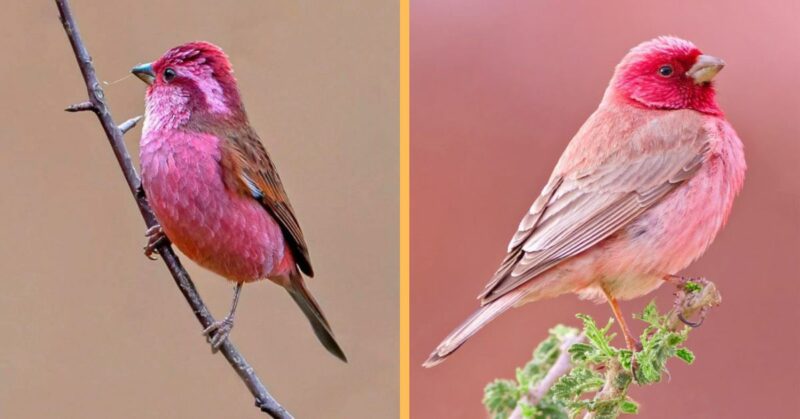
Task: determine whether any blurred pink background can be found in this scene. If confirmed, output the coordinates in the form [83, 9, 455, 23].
[411, 1, 799, 418]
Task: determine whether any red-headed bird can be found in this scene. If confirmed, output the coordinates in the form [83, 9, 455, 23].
[424, 36, 745, 367]
[131, 42, 346, 362]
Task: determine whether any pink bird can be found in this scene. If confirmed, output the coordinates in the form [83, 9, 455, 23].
[424, 36, 745, 367]
[131, 42, 346, 361]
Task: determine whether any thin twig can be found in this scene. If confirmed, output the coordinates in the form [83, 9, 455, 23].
[510, 333, 586, 419]
[54, 1, 291, 417]
[65, 100, 95, 112]
[118, 115, 143, 134]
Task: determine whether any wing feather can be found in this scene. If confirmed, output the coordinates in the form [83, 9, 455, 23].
[219, 127, 314, 276]
[479, 110, 710, 304]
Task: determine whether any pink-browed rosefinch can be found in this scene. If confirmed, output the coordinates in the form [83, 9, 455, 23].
[424, 36, 745, 367]
[132, 42, 346, 361]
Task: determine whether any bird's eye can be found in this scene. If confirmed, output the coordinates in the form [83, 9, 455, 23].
[658, 65, 674, 77]
[163, 68, 176, 82]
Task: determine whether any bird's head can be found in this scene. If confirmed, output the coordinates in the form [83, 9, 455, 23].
[609, 36, 724, 115]
[132, 41, 245, 130]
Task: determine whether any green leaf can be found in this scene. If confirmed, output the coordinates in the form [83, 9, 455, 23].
[620, 399, 640, 414]
[518, 402, 535, 418]
[483, 379, 518, 419]
[568, 342, 595, 362]
[576, 314, 617, 359]
[684, 281, 702, 293]
[635, 301, 661, 326]
[676, 348, 695, 364]
[666, 333, 685, 346]
[618, 349, 633, 371]
[551, 367, 604, 401]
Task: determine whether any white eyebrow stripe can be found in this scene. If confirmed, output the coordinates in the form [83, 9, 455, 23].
[182, 67, 230, 114]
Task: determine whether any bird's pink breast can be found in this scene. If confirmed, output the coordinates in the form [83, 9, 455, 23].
[589, 118, 745, 300]
[140, 130, 290, 282]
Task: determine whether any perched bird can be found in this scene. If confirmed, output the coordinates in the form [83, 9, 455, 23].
[131, 42, 346, 361]
[424, 36, 745, 367]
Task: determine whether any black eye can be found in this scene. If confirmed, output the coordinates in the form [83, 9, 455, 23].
[163, 68, 176, 82]
[658, 65, 673, 77]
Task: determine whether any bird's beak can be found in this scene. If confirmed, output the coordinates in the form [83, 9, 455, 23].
[686, 54, 725, 84]
[131, 62, 155, 85]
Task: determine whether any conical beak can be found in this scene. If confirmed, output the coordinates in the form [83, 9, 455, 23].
[131, 62, 155, 85]
[686, 54, 725, 84]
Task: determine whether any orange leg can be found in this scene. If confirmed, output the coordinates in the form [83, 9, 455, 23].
[601, 286, 638, 352]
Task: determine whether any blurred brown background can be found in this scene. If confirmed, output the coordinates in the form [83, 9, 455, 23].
[0, 1, 397, 418]
[411, 1, 799, 418]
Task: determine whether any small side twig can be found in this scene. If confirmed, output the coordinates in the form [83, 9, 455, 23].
[54, 1, 291, 417]
[118, 115, 143, 134]
[510, 333, 586, 419]
[65, 101, 95, 112]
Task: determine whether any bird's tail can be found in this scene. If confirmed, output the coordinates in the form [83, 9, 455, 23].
[423, 291, 524, 367]
[285, 272, 347, 362]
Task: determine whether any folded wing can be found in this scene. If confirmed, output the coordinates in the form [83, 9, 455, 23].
[480, 111, 710, 304]
[219, 127, 314, 277]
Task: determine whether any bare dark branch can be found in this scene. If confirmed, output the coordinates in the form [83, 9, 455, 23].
[54, 1, 291, 417]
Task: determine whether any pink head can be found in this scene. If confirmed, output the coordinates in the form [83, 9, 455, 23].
[132, 41, 245, 130]
[609, 36, 725, 115]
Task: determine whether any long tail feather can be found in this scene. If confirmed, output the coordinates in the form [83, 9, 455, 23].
[423, 291, 523, 367]
[285, 273, 347, 362]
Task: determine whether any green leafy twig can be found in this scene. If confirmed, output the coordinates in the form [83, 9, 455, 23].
[484, 325, 581, 419]
[509, 332, 586, 419]
[484, 278, 721, 419]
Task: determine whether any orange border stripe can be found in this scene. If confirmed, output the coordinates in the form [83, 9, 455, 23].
[399, 0, 410, 417]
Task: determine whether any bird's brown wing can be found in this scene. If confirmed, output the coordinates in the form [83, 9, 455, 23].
[219, 127, 314, 277]
[479, 112, 711, 304]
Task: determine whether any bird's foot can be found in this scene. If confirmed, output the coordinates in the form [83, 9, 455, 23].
[670, 276, 710, 328]
[203, 316, 235, 352]
[677, 310, 706, 328]
[626, 338, 643, 382]
[143, 224, 168, 260]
